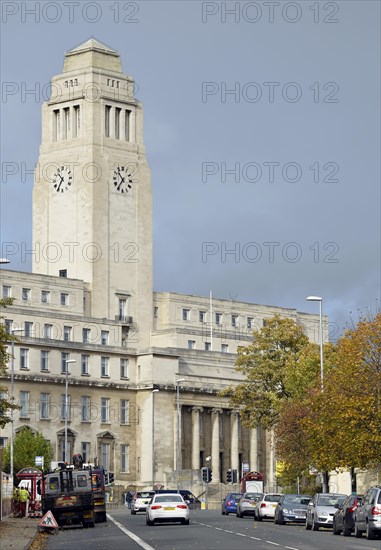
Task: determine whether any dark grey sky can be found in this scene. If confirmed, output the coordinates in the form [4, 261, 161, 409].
[1, 1, 380, 339]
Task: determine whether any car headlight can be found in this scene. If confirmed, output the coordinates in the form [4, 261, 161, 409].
[319, 511, 328, 516]
[283, 508, 289, 513]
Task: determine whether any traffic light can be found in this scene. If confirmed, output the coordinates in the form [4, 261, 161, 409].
[201, 467, 208, 482]
[109, 472, 115, 484]
[104, 471, 109, 485]
[207, 468, 212, 483]
[227, 469, 232, 483]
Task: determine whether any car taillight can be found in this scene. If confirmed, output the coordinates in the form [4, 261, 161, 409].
[371, 505, 381, 515]
[177, 505, 188, 509]
[151, 505, 162, 510]
[227, 500, 232, 505]
[261, 503, 266, 508]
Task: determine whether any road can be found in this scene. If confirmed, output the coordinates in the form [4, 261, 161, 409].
[45, 508, 381, 550]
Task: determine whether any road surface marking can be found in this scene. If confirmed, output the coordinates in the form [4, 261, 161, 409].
[107, 514, 155, 550]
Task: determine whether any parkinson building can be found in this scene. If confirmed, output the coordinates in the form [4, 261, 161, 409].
[0, 39, 323, 497]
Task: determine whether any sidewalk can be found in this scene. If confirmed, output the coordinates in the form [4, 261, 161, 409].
[0, 515, 44, 550]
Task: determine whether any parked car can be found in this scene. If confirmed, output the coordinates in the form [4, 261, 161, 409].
[354, 485, 381, 540]
[332, 494, 363, 536]
[146, 493, 189, 525]
[254, 493, 283, 521]
[155, 490, 201, 510]
[221, 492, 242, 515]
[274, 494, 311, 525]
[306, 493, 347, 530]
[236, 492, 262, 518]
[131, 490, 155, 514]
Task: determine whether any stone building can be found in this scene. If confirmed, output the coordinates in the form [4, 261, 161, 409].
[0, 39, 323, 496]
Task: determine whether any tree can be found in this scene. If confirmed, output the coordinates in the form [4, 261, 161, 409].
[221, 315, 329, 429]
[0, 297, 18, 428]
[2, 426, 54, 474]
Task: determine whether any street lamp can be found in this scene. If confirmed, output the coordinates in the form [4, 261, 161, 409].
[152, 389, 159, 489]
[64, 360, 76, 463]
[9, 327, 25, 479]
[176, 378, 185, 489]
[306, 296, 324, 392]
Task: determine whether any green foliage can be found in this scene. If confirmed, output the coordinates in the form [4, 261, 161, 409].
[2, 426, 54, 474]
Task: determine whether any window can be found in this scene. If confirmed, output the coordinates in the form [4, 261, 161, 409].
[119, 298, 127, 321]
[100, 443, 110, 470]
[188, 340, 195, 350]
[120, 358, 128, 379]
[20, 348, 29, 369]
[60, 293, 69, 306]
[182, 308, 190, 321]
[82, 328, 91, 343]
[81, 354, 89, 376]
[40, 393, 50, 420]
[81, 442, 90, 463]
[120, 444, 129, 472]
[44, 324, 52, 339]
[61, 352, 69, 374]
[81, 396, 90, 422]
[199, 311, 206, 323]
[40, 350, 49, 372]
[2, 285, 11, 299]
[221, 344, 229, 353]
[120, 399, 129, 424]
[73, 105, 80, 138]
[205, 342, 211, 351]
[101, 331, 109, 345]
[105, 106, 111, 137]
[22, 288, 31, 302]
[101, 398, 110, 423]
[115, 107, 121, 139]
[41, 290, 50, 303]
[59, 269, 67, 278]
[63, 326, 72, 341]
[153, 306, 158, 319]
[53, 109, 60, 141]
[125, 110, 130, 141]
[19, 391, 30, 418]
[63, 107, 70, 139]
[247, 317, 254, 330]
[60, 394, 70, 420]
[24, 321, 33, 337]
[231, 315, 238, 327]
[215, 312, 222, 325]
[101, 357, 109, 377]
[5, 319, 12, 334]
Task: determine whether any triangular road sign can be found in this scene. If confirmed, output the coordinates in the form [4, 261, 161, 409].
[38, 510, 59, 528]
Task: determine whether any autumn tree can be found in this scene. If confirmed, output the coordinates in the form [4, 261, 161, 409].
[2, 426, 54, 474]
[0, 297, 18, 427]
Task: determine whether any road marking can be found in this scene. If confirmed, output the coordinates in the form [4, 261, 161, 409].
[266, 542, 280, 546]
[107, 514, 155, 550]
[284, 547, 299, 550]
[250, 536, 262, 540]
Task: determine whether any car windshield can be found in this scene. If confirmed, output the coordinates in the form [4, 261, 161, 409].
[228, 494, 242, 500]
[317, 495, 346, 506]
[245, 493, 261, 500]
[154, 495, 183, 503]
[264, 495, 282, 502]
[137, 492, 154, 499]
[284, 495, 311, 505]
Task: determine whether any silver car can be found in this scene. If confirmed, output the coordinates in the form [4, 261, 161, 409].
[354, 485, 381, 540]
[236, 492, 262, 518]
[306, 493, 347, 530]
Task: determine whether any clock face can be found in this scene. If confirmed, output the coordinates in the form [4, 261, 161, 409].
[112, 165, 133, 194]
[52, 166, 73, 193]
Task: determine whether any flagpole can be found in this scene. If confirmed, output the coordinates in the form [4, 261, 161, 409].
[210, 290, 213, 351]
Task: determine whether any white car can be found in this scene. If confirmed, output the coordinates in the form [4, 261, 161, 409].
[146, 493, 190, 525]
[131, 490, 155, 514]
[254, 493, 283, 521]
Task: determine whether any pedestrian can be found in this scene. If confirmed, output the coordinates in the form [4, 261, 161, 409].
[13, 486, 20, 518]
[126, 491, 133, 509]
[18, 486, 30, 518]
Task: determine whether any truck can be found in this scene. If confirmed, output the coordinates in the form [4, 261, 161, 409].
[241, 471, 264, 494]
[41, 469, 95, 528]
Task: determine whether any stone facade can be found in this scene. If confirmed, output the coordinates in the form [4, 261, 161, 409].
[0, 39, 325, 497]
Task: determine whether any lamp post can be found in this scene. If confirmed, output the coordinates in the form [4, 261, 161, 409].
[306, 296, 324, 392]
[176, 378, 185, 489]
[152, 389, 159, 489]
[10, 327, 25, 479]
[64, 360, 76, 463]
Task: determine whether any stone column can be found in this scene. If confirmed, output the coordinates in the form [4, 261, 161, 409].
[211, 408, 222, 482]
[191, 407, 203, 470]
[230, 412, 239, 472]
[250, 426, 259, 472]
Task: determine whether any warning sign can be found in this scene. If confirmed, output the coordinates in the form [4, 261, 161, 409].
[38, 510, 59, 529]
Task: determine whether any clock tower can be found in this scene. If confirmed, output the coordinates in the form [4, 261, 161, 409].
[32, 38, 153, 347]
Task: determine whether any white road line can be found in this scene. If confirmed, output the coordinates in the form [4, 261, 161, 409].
[284, 547, 299, 550]
[250, 536, 262, 540]
[107, 514, 155, 550]
[266, 542, 280, 546]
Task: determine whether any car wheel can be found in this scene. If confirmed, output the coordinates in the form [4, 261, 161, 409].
[221, 510, 225, 515]
[354, 522, 362, 538]
[184, 519, 190, 525]
[131, 510, 136, 515]
[257, 514, 262, 522]
[342, 521, 352, 537]
[146, 517, 153, 526]
[305, 518, 312, 530]
[312, 517, 319, 531]
[366, 522, 376, 540]
[332, 519, 340, 535]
